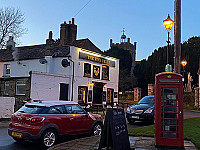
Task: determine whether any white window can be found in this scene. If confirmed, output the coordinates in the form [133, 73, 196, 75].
[3, 64, 11, 76]
[16, 81, 26, 95]
[4, 81, 9, 95]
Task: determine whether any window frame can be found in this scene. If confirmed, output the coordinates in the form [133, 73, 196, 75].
[16, 81, 26, 96]
[3, 64, 11, 76]
[4, 81, 9, 95]
[93, 65, 100, 79]
[102, 65, 109, 80]
[78, 86, 88, 104]
[83, 63, 91, 78]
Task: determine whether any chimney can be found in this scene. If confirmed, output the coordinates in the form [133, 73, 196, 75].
[49, 31, 53, 39]
[134, 42, 137, 51]
[110, 39, 113, 47]
[46, 31, 54, 56]
[6, 36, 15, 49]
[60, 18, 77, 46]
[127, 38, 130, 43]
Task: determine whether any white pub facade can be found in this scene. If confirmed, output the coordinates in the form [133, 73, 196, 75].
[0, 18, 119, 112]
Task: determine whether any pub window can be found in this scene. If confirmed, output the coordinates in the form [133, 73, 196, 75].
[3, 64, 11, 76]
[78, 86, 88, 104]
[84, 63, 91, 77]
[4, 81, 9, 95]
[102, 65, 109, 80]
[16, 81, 26, 95]
[93, 65, 100, 79]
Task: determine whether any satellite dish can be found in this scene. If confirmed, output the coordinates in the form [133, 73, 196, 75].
[61, 59, 70, 67]
[39, 58, 47, 64]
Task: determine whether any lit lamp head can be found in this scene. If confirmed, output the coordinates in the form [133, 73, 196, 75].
[163, 14, 174, 31]
[181, 60, 187, 67]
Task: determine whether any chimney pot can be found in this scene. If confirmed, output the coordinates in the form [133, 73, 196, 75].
[64, 21, 67, 24]
[69, 21, 71, 24]
[49, 31, 53, 39]
[72, 18, 75, 25]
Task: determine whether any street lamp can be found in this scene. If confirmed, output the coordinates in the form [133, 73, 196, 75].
[181, 60, 187, 68]
[181, 59, 187, 90]
[181, 59, 187, 77]
[163, 14, 174, 70]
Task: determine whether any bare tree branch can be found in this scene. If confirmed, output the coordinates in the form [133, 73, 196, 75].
[0, 7, 26, 49]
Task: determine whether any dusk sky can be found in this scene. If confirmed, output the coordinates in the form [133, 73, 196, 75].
[1, 0, 200, 60]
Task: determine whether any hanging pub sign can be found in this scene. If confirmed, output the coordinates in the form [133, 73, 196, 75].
[79, 51, 115, 67]
[93, 65, 100, 79]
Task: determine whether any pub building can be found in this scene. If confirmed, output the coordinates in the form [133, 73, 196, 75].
[0, 18, 119, 111]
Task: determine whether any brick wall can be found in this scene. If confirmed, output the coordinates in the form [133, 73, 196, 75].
[0, 77, 30, 111]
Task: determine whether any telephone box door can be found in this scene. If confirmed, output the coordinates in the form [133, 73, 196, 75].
[155, 73, 183, 148]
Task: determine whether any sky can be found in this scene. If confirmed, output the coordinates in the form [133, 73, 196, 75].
[1, 0, 200, 61]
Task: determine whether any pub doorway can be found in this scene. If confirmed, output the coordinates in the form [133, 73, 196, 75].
[93, 82, 103, 104]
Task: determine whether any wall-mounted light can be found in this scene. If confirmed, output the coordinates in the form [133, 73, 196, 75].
[88, 82, 94, 87]
[103, 84, 107, 88]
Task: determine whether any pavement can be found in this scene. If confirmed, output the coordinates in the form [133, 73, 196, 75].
[48, 135, 197, 150]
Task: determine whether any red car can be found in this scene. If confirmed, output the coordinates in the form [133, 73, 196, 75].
[8, 101, 103, 148]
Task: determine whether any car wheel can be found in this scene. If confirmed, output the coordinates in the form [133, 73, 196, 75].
[41, 129, 57, 148]
[127, 118, 135, 124]
[91, 123, 102, 136]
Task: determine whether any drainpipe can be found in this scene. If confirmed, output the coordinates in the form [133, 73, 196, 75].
[68, 57, 74, 101]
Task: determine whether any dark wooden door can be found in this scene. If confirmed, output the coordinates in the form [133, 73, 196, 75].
[60, 83, 69, 101]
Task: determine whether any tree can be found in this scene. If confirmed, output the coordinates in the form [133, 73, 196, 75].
[0, 7, 26, 49]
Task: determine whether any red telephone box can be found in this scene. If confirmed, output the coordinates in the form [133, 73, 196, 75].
[155, 72, 184, 148]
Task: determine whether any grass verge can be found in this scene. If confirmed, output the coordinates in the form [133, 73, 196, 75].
[128, 117, 200, 150]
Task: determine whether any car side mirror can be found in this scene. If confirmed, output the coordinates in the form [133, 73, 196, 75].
[85, 112, 89, 118]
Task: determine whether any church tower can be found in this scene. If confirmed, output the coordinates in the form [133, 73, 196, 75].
[110, 29, 136, 76]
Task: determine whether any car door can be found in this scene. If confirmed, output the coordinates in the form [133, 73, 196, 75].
[65, 104, 93, 134]
[44, 105, 72, 135]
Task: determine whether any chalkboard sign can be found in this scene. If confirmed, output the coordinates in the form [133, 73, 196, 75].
[98, 108, 130, 150]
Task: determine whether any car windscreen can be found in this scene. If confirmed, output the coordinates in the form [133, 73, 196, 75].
[138, 97, 154, 105]
[17, 105, 49, 114]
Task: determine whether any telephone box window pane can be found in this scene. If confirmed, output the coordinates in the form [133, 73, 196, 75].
[163, 119, 177, 125]
[164, 100, 176, 106]
[164, 107, 177, 113]
[84, 63, 91, 77]
[164, 133, 177, 138]
[159, 79, 179, 82]
[164, 113, 177, 118]
[164, 126, 177, 131]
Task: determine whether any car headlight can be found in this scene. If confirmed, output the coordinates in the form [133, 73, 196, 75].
[127, 107, 130, 113]
[144, 108, 153, 113]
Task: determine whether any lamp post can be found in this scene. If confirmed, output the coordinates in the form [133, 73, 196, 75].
[181, 59, 187, 77]
[163, 14, 174, 71]
[181, 59, 187, 90]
